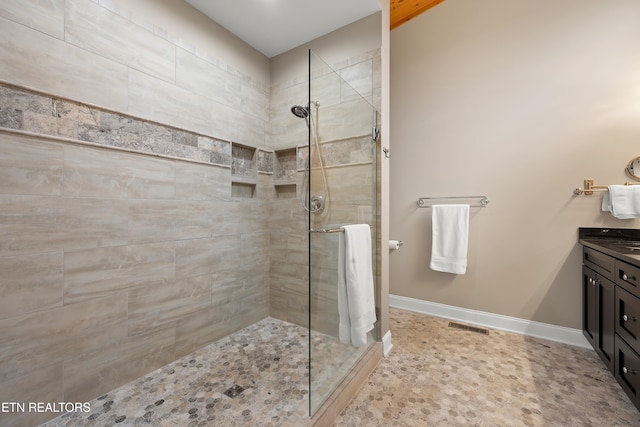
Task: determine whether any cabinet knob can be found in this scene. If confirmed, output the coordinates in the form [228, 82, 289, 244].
[623, 367, 637, 375]
[623, 314, 637, 322]
[622, 273, 636, 282]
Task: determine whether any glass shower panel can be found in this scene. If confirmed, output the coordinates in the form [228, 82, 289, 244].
[308, 50, 378, 416]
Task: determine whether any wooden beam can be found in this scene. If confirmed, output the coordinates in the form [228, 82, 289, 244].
[390, 0, 446, 30]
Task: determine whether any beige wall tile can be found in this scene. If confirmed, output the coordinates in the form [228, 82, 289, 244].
[63, 325, 176, 402]
[0, 198, 128, 257]
[0, 294, 127, 382]
[174, 291, 267, 359]
[127, 275, 213, 336]
[63, 242, 175, 305]
[128, 199, 213, 243]
[219, 200, 269, 235]
[0, 252, 63, 320]
[128, 69, 211, 137]
[316, 99, 374, 143]
[339, 59, 374, 102]
[209, 100, 266, 147]
[59, 197, 129, 247]
[175, 162, 230, 201]
[0, 132, 63, 196]
[173, 307, 236, 358]
[0, 17, 129, 111]
[175, 237, 224, 278]
[174, 49, 268, 124]
[0, 0, 65, 39]
[175, 47, 229, 103]
[65, 0, 175, 82]
[64, 145, 176, 200]
[0, 194, 58, 225]
[211, 268, 249, 308]
[101, 0, 270, 85]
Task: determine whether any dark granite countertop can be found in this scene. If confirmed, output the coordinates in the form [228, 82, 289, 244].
[579, 227, 640, 266]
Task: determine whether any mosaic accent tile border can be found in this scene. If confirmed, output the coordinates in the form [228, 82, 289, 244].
[0, 83, 244, 167]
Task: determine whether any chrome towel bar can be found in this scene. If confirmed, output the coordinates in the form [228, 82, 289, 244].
[309, 227, 344, 233]
[417, 196, 489, 208]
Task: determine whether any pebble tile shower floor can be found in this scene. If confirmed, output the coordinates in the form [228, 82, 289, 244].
[41, 308, 640, 426]
[41, 318, 310, 427]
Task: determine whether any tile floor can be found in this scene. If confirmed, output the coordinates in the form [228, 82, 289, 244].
[334, 308, 640, 426]
[41, 308, 640, 426]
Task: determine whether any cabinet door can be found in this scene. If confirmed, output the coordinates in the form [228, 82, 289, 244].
[583, 265, 615, 372]
[583, 266, 597, 347]
[597, 276, 615, 371]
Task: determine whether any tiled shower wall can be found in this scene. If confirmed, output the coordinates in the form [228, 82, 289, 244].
[0, 86, 272, 427]
[0, 1, 272, 426]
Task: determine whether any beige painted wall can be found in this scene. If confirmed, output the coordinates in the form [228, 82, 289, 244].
[390, 0, 640, 329]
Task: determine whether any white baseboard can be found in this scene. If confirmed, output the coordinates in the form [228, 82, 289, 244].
[382, 330, 393, 356]
[389, 294, 591, 349]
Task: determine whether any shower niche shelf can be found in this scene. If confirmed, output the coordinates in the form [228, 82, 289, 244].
[257, 149, 274, 175]
[231, 143, 257, 178]
[274, 183, 296, 199]
[231, 181, 256, 199]
[274, 148, 298, 181]
[231, 143, 257, 198]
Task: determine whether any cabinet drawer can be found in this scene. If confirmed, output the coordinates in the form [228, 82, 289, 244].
[584, 247, 615, 281]
[616, 286, 640, 355]
[615, 335, 640, 409]
[615, 260, 640, 295]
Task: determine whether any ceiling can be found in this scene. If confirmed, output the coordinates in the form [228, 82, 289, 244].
[185, 0, 381, 58]
[390, 0, 446, 30]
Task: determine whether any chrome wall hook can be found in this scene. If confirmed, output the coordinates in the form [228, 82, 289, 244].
[383, 147, 390, 158]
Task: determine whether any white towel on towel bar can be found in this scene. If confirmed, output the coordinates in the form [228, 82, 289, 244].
[603, 185, 640, 219]
[430, 204, 469, 274]
[338, 224, 377, 347]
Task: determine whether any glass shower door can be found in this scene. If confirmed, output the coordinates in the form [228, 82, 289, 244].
[307, 49, 379, 415]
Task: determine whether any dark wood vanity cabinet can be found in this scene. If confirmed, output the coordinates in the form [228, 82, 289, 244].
[581, 238, 640, 410]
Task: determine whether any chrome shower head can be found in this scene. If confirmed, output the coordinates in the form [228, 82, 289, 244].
[290, 104, 309, 119]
